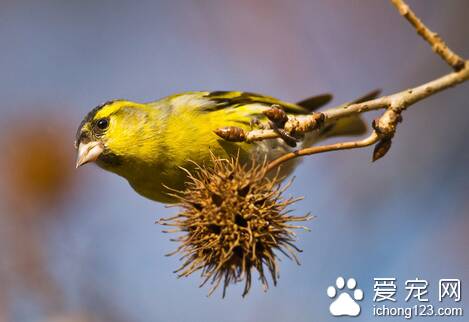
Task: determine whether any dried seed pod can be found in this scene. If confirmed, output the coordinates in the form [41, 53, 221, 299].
[213, 126, 246, 142]
[159, 154, 311, 297]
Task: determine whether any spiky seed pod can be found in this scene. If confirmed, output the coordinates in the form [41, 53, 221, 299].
[159, 154, 311, 297]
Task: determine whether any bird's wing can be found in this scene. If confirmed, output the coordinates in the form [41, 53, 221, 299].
[154, 91, 312, 115]
[201, 91, 312, 114]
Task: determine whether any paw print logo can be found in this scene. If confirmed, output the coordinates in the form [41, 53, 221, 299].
[327, 277, 364, 317]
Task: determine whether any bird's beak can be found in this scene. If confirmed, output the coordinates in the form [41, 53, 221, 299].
[76, 141, 104, 168]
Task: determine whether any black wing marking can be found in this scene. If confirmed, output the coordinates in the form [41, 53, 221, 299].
[296, 94, 333, 111]
[201, 91, 309, 114]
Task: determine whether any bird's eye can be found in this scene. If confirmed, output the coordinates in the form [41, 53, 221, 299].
[96, 118, 109, 130]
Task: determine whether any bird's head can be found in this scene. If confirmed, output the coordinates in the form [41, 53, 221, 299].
[75, 100, 157, 171]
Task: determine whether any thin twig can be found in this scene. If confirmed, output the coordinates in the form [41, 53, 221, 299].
[266, 132, 379, 172]
[390, 0, 465, 71]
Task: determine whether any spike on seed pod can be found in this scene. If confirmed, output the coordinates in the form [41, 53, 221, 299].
[158, 154, 311, 297]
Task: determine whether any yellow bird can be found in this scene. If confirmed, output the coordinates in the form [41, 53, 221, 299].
[75, 91, 375, 203]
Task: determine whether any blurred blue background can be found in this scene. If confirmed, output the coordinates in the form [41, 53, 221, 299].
[0, 0, 467, 321]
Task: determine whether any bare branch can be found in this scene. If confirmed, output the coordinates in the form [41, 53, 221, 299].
[216, 63, 468, 146]
[266, 132, 380, 172]
[264, 0, 468, 171]
[390, 0, 465, 71]
[325, 63, 469, 121]
[214, 0, 468, 172]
